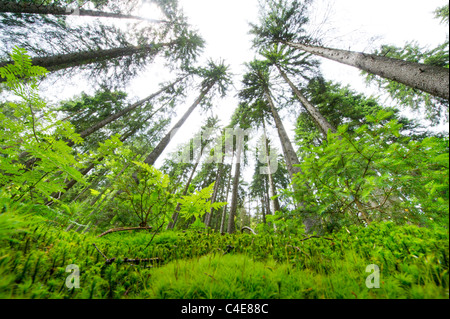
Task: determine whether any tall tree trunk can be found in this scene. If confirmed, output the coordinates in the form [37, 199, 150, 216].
[227, 137, 243, 234]
[262, 117, 281, 215]
[0, 1, 168, 22]
[20, 78, 181, 172]
[263, 176, 277, 231]
[264, 88, 319, 233]
[260, 197, 266, 225]
[220, 155, 234, 234]
[143, 83, 214, 166]
[46, 109, 166, 205]
[283, 41, 450, 100]
[204, 160, 223, 228]
[276, 65, 337, 137]
[0, 42, 172, 83]
[69, 77, 184, 146]
[264, 89, 301, 178]
[167, 137, 210, 229]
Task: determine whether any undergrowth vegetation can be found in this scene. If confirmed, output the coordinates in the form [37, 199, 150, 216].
[0, 208, 448, 299]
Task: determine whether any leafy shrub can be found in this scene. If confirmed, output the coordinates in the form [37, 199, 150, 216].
[288, 110, 449, 232]
[115, 161, 178, 227]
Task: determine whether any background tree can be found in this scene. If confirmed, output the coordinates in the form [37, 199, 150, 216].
[261, 44, 336, 137]
[364, 40, 449, 124]
[142, 59, 231, 166]
[251, 0, 449, 100]
[290, 110, 449, 233]
[1, 0, 204, 88]
[295, 78, 426, 147]
[239, 60, 301, 179]
[0, 1, 169, 22]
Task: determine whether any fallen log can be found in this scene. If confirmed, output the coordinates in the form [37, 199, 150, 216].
[241, 226, 257, 235]
[97, 226, 152, 238]
[92, 243, 162, 266]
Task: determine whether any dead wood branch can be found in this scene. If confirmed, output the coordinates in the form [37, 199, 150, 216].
[241, 226, 257, 235]
[92, 243, 162, 266]
[97, 226, 153, 238]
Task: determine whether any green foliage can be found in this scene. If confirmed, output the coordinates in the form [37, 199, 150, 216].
[296, 78, 422, 146]
[0, 47, 47, 89]
[115, 162, 177, 227]
[0, 47, 88, 204]
[58, 88, 129, 152]
[289, 110, 449, 232]
[250, 0, 314, 49]
[435, 3, 449, 24]
[178, 183, 226, 224]
[189, 59, 232, 109]
[0, 190, 27, 241]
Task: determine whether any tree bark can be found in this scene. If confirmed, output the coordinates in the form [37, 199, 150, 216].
[204, 161, 223, 228]
[166, 147, 205, 229]
[220, 155, 234, 234]
[46, 110, 164, 205]
[0, 1, 168, 22]
[227, 137, 243, 234]
[262, 117, 281, 214]
[70, 77, 184, 146]
[143, 83, 214, 166]
[20, 78, 180, 175]
[264, 89, 301, 179]
[284, 41, 450, 100]
[260, 197, 267, 224]
[0, 43, 170, 83]
[276, 65, 337, 137]
[264, 87, 319, 233]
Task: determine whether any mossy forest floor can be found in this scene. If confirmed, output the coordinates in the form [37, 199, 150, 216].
[0, 213, 448, 299]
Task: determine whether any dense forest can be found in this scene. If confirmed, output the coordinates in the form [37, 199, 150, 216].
[0, 0, 448, 302]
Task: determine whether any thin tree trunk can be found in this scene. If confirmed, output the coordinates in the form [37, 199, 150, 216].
[264, 89, 301, 178]
[276, 65, 337, 137]
[70, 77, 184, 146]
[46, 110, 165, 205]
[21, 78, 181, 172]
[262, 117, 281, 214]
[283, 41, 450, 100]
[227, 137, 243, 234]
[213, 170, 227, 230]
[204, 160, 223, 228]
[0, 1, 169, 22]
[0, 42, 172, 83]
[143, 83, 214, 166]
[66, 153, 140, 232]
[166, 153, 203, 230]
[166, 135, 212, 229]
[260, 197, 267, 224]
[70, 168, 108, 203]
[220, 156, 234, 234]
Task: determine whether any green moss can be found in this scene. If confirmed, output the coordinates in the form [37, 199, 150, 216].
[0, 212, 448, 299]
